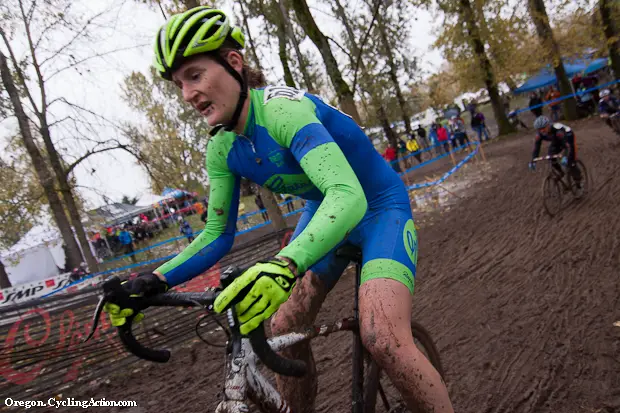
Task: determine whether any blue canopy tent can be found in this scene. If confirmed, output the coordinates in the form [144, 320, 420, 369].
[584, 57, 608, 74]
[513, 58, 609, 94]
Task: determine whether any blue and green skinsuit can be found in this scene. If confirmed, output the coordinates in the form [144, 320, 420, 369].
[156, 86, 418, 294]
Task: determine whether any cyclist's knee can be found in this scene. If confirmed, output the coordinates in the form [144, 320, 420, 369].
[359, 281, 413, 367]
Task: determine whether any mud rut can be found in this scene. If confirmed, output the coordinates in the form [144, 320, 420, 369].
[70, 119, 620, 413]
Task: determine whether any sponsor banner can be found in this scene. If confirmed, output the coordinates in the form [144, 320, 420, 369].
[0, 274, 103, 308]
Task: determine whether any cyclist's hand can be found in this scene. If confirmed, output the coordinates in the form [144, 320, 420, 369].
[213, 258, 297, 335]
[103, 273, 168, 327]
[528, 161, 536, 171]
[561, 156, 568, 166]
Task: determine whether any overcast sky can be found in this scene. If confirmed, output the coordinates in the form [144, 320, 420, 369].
[1, 0, 444, 210]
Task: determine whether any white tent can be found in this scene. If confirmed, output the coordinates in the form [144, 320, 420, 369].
[1, 221, 68, 285]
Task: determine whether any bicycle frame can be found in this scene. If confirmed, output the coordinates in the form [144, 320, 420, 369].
[216, 316, 358, 413]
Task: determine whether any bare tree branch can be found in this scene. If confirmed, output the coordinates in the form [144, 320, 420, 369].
[37, 6, 112, 68]
[64, 143, 128, 178]
[44, 43, 149, 82]
[0, 27, 40, 114]
[352, 0, 383, 93]
[34, 2, 74, 51]
[327, 36, 353, 60]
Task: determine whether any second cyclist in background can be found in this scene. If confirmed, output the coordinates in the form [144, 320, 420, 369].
[528, 116, 582, 188]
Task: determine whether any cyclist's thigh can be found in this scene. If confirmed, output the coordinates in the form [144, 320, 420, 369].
[290, 200, 350, 292]
[358, 205, 417, 295]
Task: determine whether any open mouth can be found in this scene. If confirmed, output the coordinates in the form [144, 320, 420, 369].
[197, 101, 212, 114]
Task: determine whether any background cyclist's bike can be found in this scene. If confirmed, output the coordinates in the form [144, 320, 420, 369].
[532, 154, 589, 217]
[607, 112, 620, 136]
[86, 245, 444, 413]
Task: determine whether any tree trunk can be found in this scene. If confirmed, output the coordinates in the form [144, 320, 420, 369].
[39, 122, 99, 271]
[259, 188, 287, 231]
[528, 0, 578, 120]
[275, 3, 297, 87]
[239, 0, 263, 72]
[0, 51, 82, 270]
[0, 260, 11, 289]
[278, 1, 315, 92]
[458, 0, 515, 135]
[377, 14, 412, 135]
[181, 0, 200, 8]
[379, 105, 397, 148]
[290, 0, 361, 123]
[600, 0, 620, 80]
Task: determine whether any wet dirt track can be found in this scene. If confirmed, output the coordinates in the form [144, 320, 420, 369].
[73, 119, 620, 413]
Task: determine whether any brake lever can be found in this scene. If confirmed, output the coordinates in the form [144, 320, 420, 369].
[83, 294, 107, 343]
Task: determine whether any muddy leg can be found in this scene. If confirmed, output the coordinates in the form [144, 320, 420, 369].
[270, 272, 328, 413]
[359, 278, 454, 413]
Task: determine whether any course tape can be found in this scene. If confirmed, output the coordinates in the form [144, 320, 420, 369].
[407, 142, 480, 191]
[399, 141, 476, 176]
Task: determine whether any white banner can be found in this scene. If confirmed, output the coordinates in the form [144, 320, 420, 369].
[0, 274, 103, 308]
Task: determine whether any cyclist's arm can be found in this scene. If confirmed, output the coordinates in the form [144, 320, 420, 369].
[532, 135, 543, 159]
[265, 96, 367, 274]
[154, 137, 240, 287]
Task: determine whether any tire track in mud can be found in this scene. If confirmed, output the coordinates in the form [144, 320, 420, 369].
[64, 119, 620, 413]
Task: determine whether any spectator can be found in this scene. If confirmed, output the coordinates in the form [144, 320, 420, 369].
[416, 125, 428, 148]
[428, 123, 440, 156]
[279, 194, 295, 213]
[436, 123, 450, 154]
[406, 136, 422, 164]
[397, 138, 408, 166]
[118, 227, 136, 263]
[382, 144, 399, 172]
[545, 86, 562, 121]
[449, 116, 470, 147]
[254, 193, 268, 222]
[577, 85, 595, 115]
[471, 110, 489, 142]
[466, 100, 477, 116]
[178, 216, 194, 244]
[529, 92, 543, 117]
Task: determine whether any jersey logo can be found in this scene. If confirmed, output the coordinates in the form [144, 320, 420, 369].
[263, 86, 304, 104]
[268, 151, 285, 167]
[553, 123, 571, 132]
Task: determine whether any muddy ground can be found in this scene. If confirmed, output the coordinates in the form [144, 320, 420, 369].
[67, 118, 620, 412]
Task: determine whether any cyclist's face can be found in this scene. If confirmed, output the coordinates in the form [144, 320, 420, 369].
[172, 53, 243, 126]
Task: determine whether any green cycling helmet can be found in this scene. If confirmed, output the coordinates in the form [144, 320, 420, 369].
[154, 7, 249, 133]
[153, 7, 245, 80]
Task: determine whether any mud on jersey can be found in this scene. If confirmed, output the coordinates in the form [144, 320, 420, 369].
[156, 86, 407, 286]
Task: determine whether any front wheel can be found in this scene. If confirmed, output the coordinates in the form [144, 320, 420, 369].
[363, 321, 444, 413]
[542, 174, 563, 217]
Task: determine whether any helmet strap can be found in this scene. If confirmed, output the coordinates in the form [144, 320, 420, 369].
[210, 53, 248, 134]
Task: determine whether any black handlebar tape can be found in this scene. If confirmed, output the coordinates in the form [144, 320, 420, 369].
[248, 324, 307, 377]
[117, 316, 171, 363]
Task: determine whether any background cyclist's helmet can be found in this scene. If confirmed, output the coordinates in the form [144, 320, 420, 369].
[600, 89, 611, 98]
[533, 115, 550, 130]
[153, 7, 247, 132]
